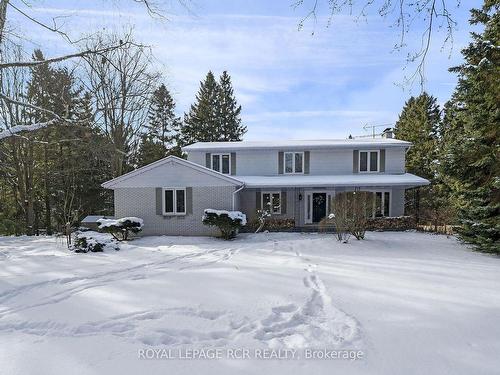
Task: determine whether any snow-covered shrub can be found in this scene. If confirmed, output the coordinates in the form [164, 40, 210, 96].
[97, 217, 143, 241]
[202, 209, 247, 240]
[71, 231, 119, 253]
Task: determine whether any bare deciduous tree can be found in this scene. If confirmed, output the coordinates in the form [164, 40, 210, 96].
[293, 0, 459, 86]
[83, 32, 160, 177]
[0, 0, 184, 141]
[0, 44, 36, 233]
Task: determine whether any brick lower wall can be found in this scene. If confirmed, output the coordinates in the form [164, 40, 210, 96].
[114, 186, 236, 236]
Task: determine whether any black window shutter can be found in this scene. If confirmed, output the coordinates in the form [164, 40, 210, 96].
[155, 187, 163, 215]
[230, 152, 236, 175]
[304, 151, 310, 174]
[278, 152, 284, 174]
[186, 187, 193, 214]
[281, 190, 287, 214]
[256, 191, 261, 210]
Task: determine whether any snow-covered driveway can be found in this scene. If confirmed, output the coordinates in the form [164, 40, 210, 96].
[0, 232, 499, 375]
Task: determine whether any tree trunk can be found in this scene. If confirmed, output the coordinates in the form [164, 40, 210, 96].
[43, 142, 52, 234]
[0, 0, 9, 47]
[415, 188, 421, 225]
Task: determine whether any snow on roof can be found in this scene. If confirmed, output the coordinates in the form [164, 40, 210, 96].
[183, 138, 411, 151]
[82, 215, 106, 223]
[101, 155, 241, 189]
[235, 173, 429, 188]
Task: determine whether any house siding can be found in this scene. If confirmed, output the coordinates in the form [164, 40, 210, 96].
[390, 187, 405, 217]
[233, 150, 279, 176]
[384, 148, 406, 174]
[186, 147, 407, 176]
[115, 186, 236, 236]
[309, 150, 354, 175]
[186, 151, 206, 167]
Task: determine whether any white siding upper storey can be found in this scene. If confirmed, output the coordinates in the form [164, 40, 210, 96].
[183, 139, 409, 176]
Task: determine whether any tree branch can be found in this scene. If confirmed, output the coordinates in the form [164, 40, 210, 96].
[0, 93, 68, 122]
[0, 41, 142, 69]
[0, 120, 57, 140]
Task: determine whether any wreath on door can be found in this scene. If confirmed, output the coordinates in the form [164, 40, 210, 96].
[313, 195, 325, 205]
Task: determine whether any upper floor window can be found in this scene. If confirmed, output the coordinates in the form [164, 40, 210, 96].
[284, 152, 304, 174]
[212, 153, 231, 174]
[164, 188, 186, 215]
[359, 150, 380, 173]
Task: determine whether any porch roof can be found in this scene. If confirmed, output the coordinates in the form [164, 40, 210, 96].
[235, 173, 429, 188]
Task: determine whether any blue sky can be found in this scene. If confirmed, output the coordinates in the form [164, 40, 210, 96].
[11, 0, 476, 139]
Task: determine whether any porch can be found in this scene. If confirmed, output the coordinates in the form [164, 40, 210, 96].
[236, 186, 405, 228]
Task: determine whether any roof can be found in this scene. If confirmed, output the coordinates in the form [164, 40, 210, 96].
[101, 156, 428, 190]
[234, 173, 429, 188]
[81, 215, 105, 223]
[101, 156, 242, 189]
[183, 138, 411, 152]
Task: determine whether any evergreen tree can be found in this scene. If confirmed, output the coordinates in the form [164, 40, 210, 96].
[181, 71, 246, 144]
[148, 84, 182, 151]
[181, 71, 220, 144]
[27, 50, 113, 232]
[394, 93, 452, 227]
[217, 71, 246, 141]
[27, 49, 65, 234]
[135, 133, 169, 167]
[136, 84, 182, 166]
[394, 93, 440, 180]
[441, 1, 499, 253]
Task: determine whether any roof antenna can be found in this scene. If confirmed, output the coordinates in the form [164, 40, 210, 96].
[350, 123, 393, 139]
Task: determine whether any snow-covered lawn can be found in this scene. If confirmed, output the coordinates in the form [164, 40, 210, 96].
[0, 232, 499, 375]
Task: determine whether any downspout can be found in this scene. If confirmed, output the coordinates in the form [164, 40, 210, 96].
[232, 184, 245, 211]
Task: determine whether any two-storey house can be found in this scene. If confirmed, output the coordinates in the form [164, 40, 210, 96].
[102, 139, 429, 236]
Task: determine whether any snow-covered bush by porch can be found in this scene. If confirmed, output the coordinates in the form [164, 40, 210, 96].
[202, 209, 246, 239]
[97, 217, 143, 241]
[71, 231, 119, 253]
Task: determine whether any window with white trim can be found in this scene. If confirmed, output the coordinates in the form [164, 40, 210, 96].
[262, 191, 281, 214]
[212, 153, 231, 174]
[163, 188, 186, 215]
[359, 150, 380, 172]
[372, 191, 390, 217]
[284, 152, 304, 174]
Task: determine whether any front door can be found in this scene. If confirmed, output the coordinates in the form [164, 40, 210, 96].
[312, 193, 327, 223]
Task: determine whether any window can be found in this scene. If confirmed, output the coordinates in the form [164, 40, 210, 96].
[371, 191, 390, 217]
[374, 192, 383, 217]
[164, 188, 186, 215]
[262, 191, 281, 214]
[212, 154, 231, 174]
[284, 152, 304, 174]
[359, 150, 379, 172]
